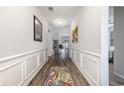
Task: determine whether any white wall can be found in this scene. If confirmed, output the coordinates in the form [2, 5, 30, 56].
[69, 7, 109, 85]
[70, 7, 101, 54]
[0, 7, 48, 58]
[0, 7, 49, 85]
[114, 7, 124, 79]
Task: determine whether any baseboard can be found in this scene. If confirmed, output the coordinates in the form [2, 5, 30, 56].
[114, 72, 124, 80]
[70, 57, 97, 86]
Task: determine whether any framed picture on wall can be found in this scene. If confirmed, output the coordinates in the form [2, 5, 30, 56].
[34, 15, 42, 42]
[72, 25, 78, 43]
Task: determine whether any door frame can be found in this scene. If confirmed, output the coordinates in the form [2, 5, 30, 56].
[100, 6, 109, 85]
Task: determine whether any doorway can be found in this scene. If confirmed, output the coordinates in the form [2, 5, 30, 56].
[59, 36, 69, 59]
[109, 7, 124, 86]
[53, 40, 59, 55]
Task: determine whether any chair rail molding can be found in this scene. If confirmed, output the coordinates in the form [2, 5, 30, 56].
[0, 48, 48, 62]
[71, 48, 101, 58]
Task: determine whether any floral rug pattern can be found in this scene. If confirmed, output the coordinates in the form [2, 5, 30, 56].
[45, 66, 74, 86]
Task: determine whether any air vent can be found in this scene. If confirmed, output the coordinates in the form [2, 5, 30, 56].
[48, 7, 54, 12]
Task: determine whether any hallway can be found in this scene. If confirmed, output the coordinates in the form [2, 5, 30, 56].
[0, 6, 107, 86]
[1, 1, 124, 93]
[29, 49, 89, 86]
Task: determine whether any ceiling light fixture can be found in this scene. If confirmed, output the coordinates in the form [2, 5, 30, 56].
[55, 19, 65, 25]
[53, 18, 68, 27]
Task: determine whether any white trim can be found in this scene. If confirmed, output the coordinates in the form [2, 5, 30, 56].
[0, 48, 47, 62]
[23, 58, 48, 86]
[25, 65, 38, 81]
[24, 56, 27, 82]
[70, 48, 100, 85]
[82, 56, 99, 85]
[83, 56, 97, 63]
[25, 54, 38, 80]
[44, 51, 45, 61]
[20, 61, 25, 86]
[114, 72, 124, 80]
[0, 60, 24, 86]
[0, 48, 48, 86]
[25, 54, 37, 61]
[18, 62, 24, 86]
[100, 7, 109, 86]
[72, 48, 100, 58]
[37, 53, 40, 67]
[71, 57, 96, 86]
[96, 58, 100, 85]
[0, 60, 23, 72]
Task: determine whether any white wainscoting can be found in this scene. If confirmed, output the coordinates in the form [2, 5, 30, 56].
[70, 48, 101, 86]
[0, 48, 48, 86]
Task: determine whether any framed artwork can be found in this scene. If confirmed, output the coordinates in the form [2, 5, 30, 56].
[34, 15, 42, 42]
[72, 25, 78, 43]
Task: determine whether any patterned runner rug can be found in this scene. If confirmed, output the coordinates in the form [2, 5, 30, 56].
[44, 66, 74, 86]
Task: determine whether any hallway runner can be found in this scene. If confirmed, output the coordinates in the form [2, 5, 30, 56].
[44, 66, 74, 86]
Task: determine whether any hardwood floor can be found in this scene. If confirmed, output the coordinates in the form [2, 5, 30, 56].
[29, 49, 89, 86]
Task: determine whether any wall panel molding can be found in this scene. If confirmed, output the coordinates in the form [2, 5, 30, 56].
[0, 60, 24, 85]
[70, 48, 100, 86]
[0, 48, 48, 86]
[25, 55, 38, 80]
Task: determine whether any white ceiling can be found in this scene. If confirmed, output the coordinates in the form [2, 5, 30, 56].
[38, 6, 80, 30]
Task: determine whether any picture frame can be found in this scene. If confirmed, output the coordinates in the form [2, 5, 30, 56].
[72, 25, 78, 43]
[34, 15, 42, 42]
